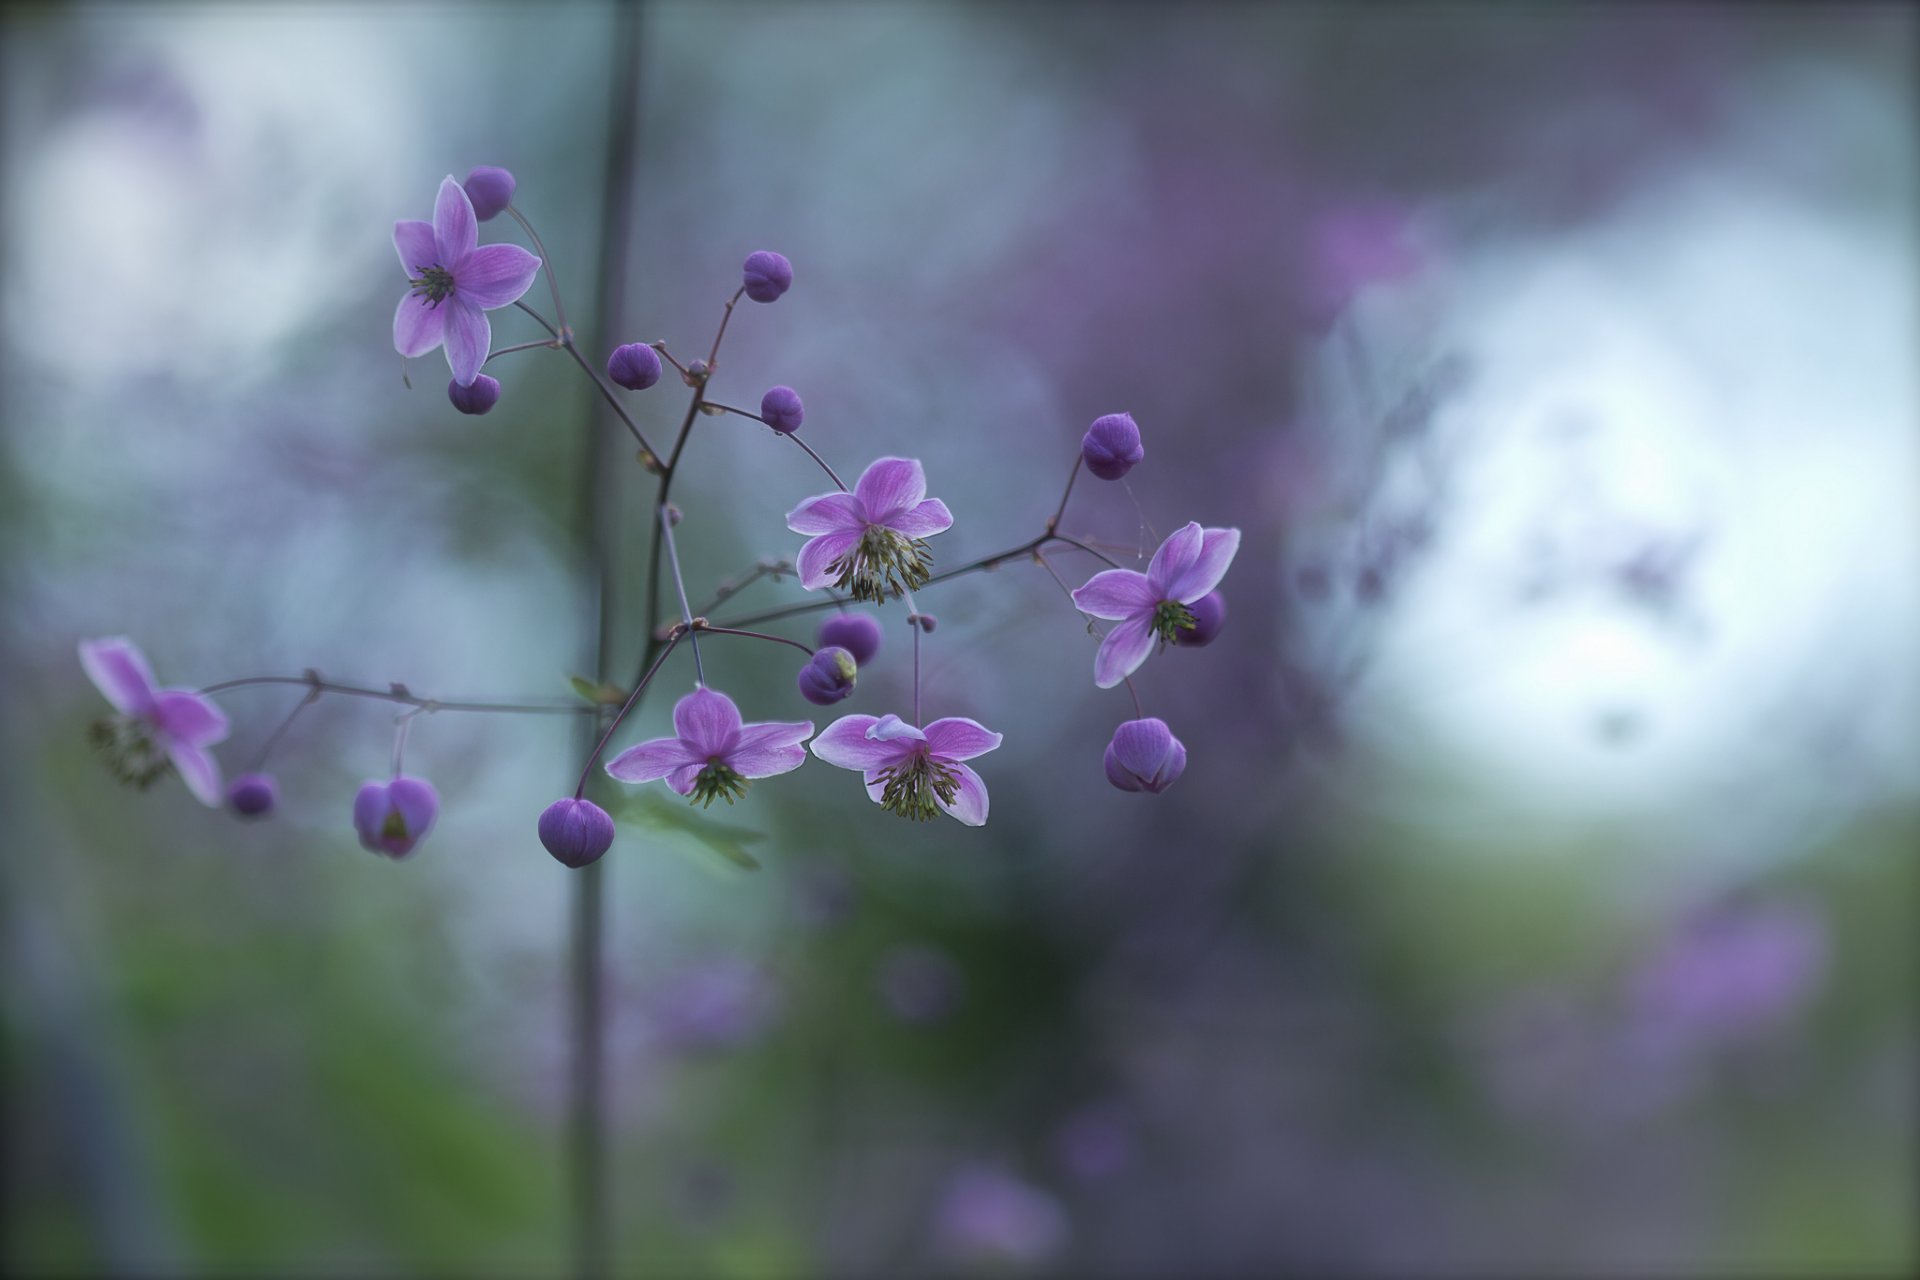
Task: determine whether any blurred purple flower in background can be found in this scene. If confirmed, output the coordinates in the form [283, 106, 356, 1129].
[80, 637, 229, 806]
[932, 1163, 1069, 1268]
[352, 775, 439, 859]
[1628, 899, 1829, 1051]
[1050, 1102, 1136, 1184]
[650, 958, 782, 1053]
[393, 175, 541, 385]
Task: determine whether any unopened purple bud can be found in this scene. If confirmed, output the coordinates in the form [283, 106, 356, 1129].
[463, 166, 517, 222]
[448, 373, 501, 415]
[1103, 718, 1186, 794]
[608, 342, 663, 391]
[352, 775, 439, 859]
[1172, 590, 1226, 646]
[538, 797, 616, 869]
[227, 772, 278, 818]
[760, 385, 804, 434]
[1081, 412, 1144, 481]
[797, 646, 858, 705]
[742, 250, 793, 303]
[818, 612, 883, 665]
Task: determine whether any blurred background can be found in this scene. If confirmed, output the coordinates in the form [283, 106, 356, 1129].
[3, 2, 1915, 1276]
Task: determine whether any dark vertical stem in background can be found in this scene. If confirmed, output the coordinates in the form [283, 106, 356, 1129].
[571, 1, 643, 1277]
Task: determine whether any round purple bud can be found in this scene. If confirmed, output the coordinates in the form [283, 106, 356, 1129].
[538, 797, 616, 869]
[448, 373, 501, 415]
[227, 772, 278, 818]
[608, 342, 663, 391]
[818, 612, 883, 665]
[797, 646, 858, 705]
[912, 614, 938, 633]
[1081, 412, 1145, 481]
[352, 775, 440, 859]
[1103, 718, 1187, 794]
[1172, 590, 1226, 647]
[463, 166, 517, 222]
[741, 250, 793, 303]
[760, 386, 804, 434]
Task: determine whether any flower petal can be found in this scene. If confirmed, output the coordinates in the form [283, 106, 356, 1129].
[786, 491, 868, 536]
[796, 530, 860, 591]
[867, 714, 927, 744]
[353, 781, 389, 843]
[1069, 569, 1156, 621]
[665, 762, 704, 796]
[673, 687, 743, 758]
[432, 175, 478, 266]
[887, 497, 953, 540]
[394, 219, 438, 276]
[78, 637, 158, 717]
[1145, 522, 1205, 599]
[442, 300, 491, 387]
[1165, 527, 1241, 603]
[1093, 616, 1156, 689]
[168, 741, 223, 807]
[812, 715, 907, 771]
[394, 293, 448, 358]
[935, 762, 989, 826]
[388, 776, 439, 838]
[456, 242, 542, 310]
[731, 719, 816, 757]
[922, 717, 1002, 761]
[726, 740, 810, 780]
[151, 690, 229, 747]
[606, 736, 696, 783]
[853, 457, 927, 523]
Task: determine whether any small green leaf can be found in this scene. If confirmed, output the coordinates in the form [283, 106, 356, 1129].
[617, 791, 764, 872]
[568, 675, 629, 706]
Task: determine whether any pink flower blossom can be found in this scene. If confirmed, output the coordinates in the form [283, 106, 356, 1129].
[786, 457, 953, 603]
[393, 176, 541, 386]
[605, 687, 813, 807]
[79, 637, 229, 806]
[810, 713, 999, 825]
[1070, 522, 1241, 688]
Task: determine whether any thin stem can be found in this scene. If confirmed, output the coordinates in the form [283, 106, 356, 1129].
[659, 508, 704, 685]
[390, 708, 420, 776]
[702, 403, 849, 492]
[652, 341, 690, 379]
[1035, 547, 1147, 719]
[572, 633, 682, 800]
[514, 300, 661, 465]
[1049, 531, 1123, 569]
[1047, 453, 1083, 532]
[247, 688, 320, 771]
[504, 204, 570, 336]
[911, 616, 923, 727]
[788, 434, 849, 492]
[695, 624, 815, 658]
[694, 558, 792, 616]
[515, 299, 559, 337]
[705, 286, 746, 368]
[486, 338, 561, 364]
[200, 673, 596, 716]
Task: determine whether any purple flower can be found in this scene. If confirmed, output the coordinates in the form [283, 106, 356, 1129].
[797, 646, 858, 706]
[353, 775, 439, 859]
[447, 373, 500, 415]
[227, 772, 278, 818]
[1070, 522, 1241, 687]
[818, 612, 883, 665]
[786, 457, 953, 603]
[79, 637, 229, 806]
[652, 958, 782, 1052]
[741, 249, 792, 303]
[608, 342, 662, 391]
[759, 385, 804, 434]
[538, 797, 615, 868]
[810, 713, 1000, 825]
[1170, 589, 1226, 647]
[1103, 718, 1187, 793]
[932, 1164, 1068, 1266]
[393, 176, 542, 387]
[1081, 411, 1144, 480]
[462, 165, 516, 222]
[604, 686, 812, 807]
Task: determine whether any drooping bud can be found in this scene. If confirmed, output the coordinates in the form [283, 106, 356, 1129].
[352, 775, 440, 858]
[797, 646, 858, 705]
[1171, 590, 1226, 647]
[1102, 718, 1186, 794]
[538, 797, 616, 869]
[227, 772, 278, 818]
[818, 612, 883, 665]
[741, 250, 793, 303]
[608, 342, 663, 391]
[1080, 412, 1144, 481]
[463, 166, 517, 222]
[760, 385, 804, 434]
[448, 373, 501, 415]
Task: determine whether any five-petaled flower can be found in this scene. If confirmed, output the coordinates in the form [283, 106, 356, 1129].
[80, 637, 229, 806]
[605, 687, 813, 807]
[1070, 522, 1241, 688]
[393, 176, 542, 386]
[786, 457, 953, 603]
[810, 713, 1000, 825]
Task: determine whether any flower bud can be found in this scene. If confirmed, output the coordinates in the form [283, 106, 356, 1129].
[1081, 412, 1144, 481]
[608, 342, 663, 391]
[797, 646, 858, 705]
[227, 772, 278, 818]
[1171, 590, 1226, 647]
[912, 614, 938, 633]
[742, 249, 793, 303]
[818, 612, 883, 665]
[353, 775, 439, 859]
[760, 385, 804, 434]
[538, 797, 616, 869]
[448, 373, 501, 415]
[1103, 718, 1186, 794]
[463, 166, 517, 222]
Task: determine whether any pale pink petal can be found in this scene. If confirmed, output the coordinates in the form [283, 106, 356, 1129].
[78, 637, 158, 717]
[853, 457, 927, 523]
[1093, 616, 1156, 689]
[1070, 570, 1156, 621]
[863, 769, 888, 806]
[935, 763, 989, 826]
[456, 242, 542, 310]
[786, 491, 868, 536]
[665, 762, 704, 796]
[922, 717, 1002, 762]
[394, 293, 448, 358]
[431, 175, 478, 265]
[606, 735, 697, 783]
[812, 715, 908, 771]
[151, 691, 229, 747]
[796, 530, 860, 590]
[394, 219, 438, 276]
[867, 715, 927, 744]
[388, 777, 439, 837]
[886, 498, 952, 540]
[168, 741, 223, 807]
[442, 300, 491, 387]
[731, 719, 815, 757]
[726, 741, 810, 780]
[1165, 527, 1241, 603]
[1145, 523, 1205, 599]
[673, 687, 744, 758]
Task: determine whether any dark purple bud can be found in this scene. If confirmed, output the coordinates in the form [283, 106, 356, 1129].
[1081, 412, 1145, 481]
[818, 612, 883, 665]
[797, 646, 858, 705]
[913, 614, 937, 633]
[463, 166, 517, 222]
[607, 342, 663, 391]
[448, 373, 501, 415]
[760, 385, 804, 434]
[352, 775, 439, 858]
[227, 772, 278, 818]
[1103, 718, 1186, 794]
[1171, 590, 1226, 646]
[741, 250, 793, 303]
[538, 797, 616, 869]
